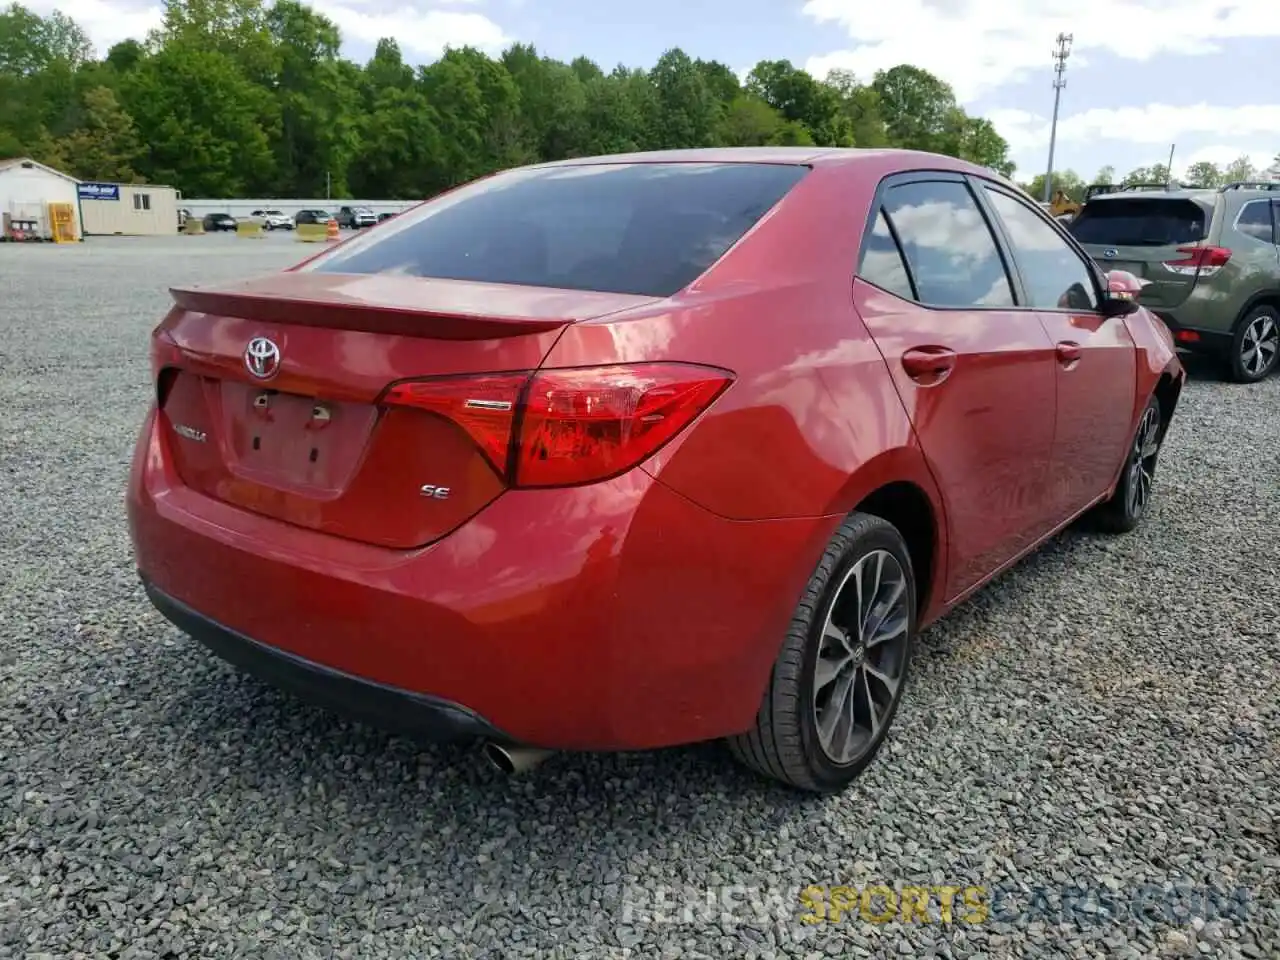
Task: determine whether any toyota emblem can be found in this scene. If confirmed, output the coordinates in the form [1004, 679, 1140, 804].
[244, 337, 281, 379]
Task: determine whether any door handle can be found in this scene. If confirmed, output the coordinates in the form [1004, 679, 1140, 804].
[1056, 341, 1082, 365]
[901, 346, 957, 380]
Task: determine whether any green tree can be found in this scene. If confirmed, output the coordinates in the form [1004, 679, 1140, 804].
[871, 64, 958, 153]
[747, 59, 850, 146]
[1223, 155, 1256, 183]
[1092, 165, 1116, 185]
[649, 47, 719, 150]
[502, 43, 588, 161]
[1183, 161, 1222, 188]
[1024, 169, 1084, 202]
[822, 69, 888, 147]
[55, 85, 143, 180]
[0, 3, 91, 75]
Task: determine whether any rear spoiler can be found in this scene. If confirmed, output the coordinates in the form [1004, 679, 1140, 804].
[168, 273, 610, 341]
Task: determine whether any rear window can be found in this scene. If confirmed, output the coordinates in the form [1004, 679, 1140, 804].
[305, 162, 810, 297]
[1068, 198, 1208, 246]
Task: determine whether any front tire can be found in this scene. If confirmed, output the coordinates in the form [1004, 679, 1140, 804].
[1093, 394, 1162, 534]
[728, 512, 917, 793]
[1226, 305, 1280, 383]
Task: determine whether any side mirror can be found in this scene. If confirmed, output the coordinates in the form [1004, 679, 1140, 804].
[1100, 269, 1147, 317]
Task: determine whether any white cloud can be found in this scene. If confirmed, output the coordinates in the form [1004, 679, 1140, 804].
[310, 3, 512, 60]
[27, 0, 162, 55]
[802, 0, 1280, 103]
[987, 104, 1280, 177]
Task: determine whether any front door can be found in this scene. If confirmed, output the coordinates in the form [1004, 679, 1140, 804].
[979, 185, 1137, 519]
[855, 175, 1059, 601]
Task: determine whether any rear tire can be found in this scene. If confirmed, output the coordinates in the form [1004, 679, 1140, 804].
[1226, 305, 1280, 383]
[1093, 393, 1163, 534]
[728, 512, 917, 793]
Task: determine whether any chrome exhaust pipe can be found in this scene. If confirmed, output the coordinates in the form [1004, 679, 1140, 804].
[483, 741, 554, 774]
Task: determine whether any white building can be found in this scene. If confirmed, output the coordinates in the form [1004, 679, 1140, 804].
[79, 181, 181, 236]
[0, 157, 82, 240]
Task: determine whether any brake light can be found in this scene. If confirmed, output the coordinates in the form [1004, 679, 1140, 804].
[1162, 245, 1231, 277]
[150, 330, 184, 405]
[382, 373, 527, 474]
[381, 363, 733, 487]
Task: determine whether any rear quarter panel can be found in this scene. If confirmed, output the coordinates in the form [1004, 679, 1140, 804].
[1124, 306, 1184, 428]
[542, 161, 936, 524]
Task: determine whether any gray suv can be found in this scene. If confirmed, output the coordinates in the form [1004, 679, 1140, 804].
[1069, 181, 1280, 382]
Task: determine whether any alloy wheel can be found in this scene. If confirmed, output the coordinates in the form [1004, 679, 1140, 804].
[810, 549, 911, 765]
[1240, 314, 1279, 379]
[1125, 405, 1161, 519]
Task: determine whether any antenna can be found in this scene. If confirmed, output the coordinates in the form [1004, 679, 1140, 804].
[1044, 32, 1073, 204]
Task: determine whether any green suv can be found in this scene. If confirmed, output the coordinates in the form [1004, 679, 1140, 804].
[1070, 181, 1280, 382]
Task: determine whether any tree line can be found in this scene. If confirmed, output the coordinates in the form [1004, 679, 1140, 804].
[4, 0, 1276, 202]
[1, 0, 1026, 198]
[1030, 155, 1280, 203]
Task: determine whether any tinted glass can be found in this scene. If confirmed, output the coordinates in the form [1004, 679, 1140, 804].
[307, 163, 810, 297]
[882, 180, 1014, 308]
[1236, 201, 1276, 243]
[1068, 198, 1207, 246]
[985, 188, 1099, 311]
[859, 209, 915, 299]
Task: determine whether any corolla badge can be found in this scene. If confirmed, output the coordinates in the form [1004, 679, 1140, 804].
[1103, 248, 1118, 259]
[244, 337, 281, 379]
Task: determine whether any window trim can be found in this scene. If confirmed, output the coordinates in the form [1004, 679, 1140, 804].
[1233, 198, 1278, 245]
[972, 178, 1106, 316]
[854, 169, 1021, 312]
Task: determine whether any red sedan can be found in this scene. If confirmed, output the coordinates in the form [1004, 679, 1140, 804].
[127, 148, 1184, 792]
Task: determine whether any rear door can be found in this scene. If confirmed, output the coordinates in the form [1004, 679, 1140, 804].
[978, 182, 1137, 519]
[1067, 195, 1215, 310]
[854, 173, 1059, 601]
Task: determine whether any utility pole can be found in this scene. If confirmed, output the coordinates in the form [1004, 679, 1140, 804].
[1044, 32, 1073, 203]
[1165, 143, 1176, 188]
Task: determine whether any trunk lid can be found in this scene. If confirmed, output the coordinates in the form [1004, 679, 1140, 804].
[1069, 194, 1217, 309]
[155, 272, 657, 548]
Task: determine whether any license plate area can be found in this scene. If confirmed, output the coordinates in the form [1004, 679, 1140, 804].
[219, 381, 377, 496]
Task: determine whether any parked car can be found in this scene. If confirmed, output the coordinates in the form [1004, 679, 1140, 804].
[377, 211, 398, 223]
[201, 213, 237, 232]
[129, 148, 1184, 793]
[336, 205, 377, 229]
[294, 209, 334, 226]
[251, 209, 294, 231]
[1070, 180, 1280, 382]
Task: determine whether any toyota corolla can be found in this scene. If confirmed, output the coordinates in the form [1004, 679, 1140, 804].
[127, 148, 1184, 792]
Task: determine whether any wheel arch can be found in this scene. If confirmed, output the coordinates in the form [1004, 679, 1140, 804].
[853, 480, 942, 621]
[1232, 289, 1280, 330]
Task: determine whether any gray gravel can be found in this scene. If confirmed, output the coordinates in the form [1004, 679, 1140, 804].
[2, 235, 1278, 959]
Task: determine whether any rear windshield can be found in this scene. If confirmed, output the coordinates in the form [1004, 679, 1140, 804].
[305, 162, 810, 297]
[1068, 198, 1208, 246]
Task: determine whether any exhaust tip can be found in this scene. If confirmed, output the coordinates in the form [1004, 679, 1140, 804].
[482, 741, 552, 775]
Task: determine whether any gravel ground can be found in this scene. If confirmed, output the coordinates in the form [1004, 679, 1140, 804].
[2, 235, 1277, 959]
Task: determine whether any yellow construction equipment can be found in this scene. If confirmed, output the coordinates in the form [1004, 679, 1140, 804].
[1048, 189, 1082, 220]
[48, 202, 77, 242]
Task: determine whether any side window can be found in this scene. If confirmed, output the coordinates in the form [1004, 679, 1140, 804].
[858, 209, 915, 300]
[1237, 200, 1276, 243]
[983, 187, 1100, 312]
[881, 180, 1014, 308]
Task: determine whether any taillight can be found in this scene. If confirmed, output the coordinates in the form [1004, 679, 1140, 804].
[150, 329, 183, 405]
[515, 363, 733, 487]
[1162, 245, 1231, 278]
[381, 363, 733, 488]
[382, 373, 527, 475]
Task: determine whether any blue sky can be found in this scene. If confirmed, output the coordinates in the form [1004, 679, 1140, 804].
[44, 0, 1280, 183]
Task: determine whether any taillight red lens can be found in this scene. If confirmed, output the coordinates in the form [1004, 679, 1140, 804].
[380, 363, 732, 487]
[382, 373, 528, 475]
[151, 330, 184, 405]
[515, 363, 733, 487]
[1163, 245, 1231, 275]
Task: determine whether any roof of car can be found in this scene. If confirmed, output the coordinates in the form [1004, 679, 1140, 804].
[528, 146, 990, 175]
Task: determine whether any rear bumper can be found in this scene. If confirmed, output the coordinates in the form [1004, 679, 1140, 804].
[128, 408, 835, 751]
[145, 580, 503, 742]
[1149, 310, 1232, 354]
